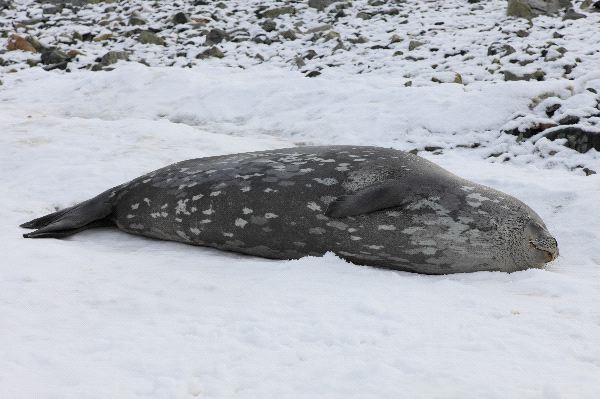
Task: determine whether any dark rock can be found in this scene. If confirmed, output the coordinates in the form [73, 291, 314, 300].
[308, 0, 341, 11]
[137, 31, 165, 45]
[408, 40, 425, 51]
[507, 0, 572, 18]
[129, 13, 147, 26]
[356, 12, 372, 20]
[545, 103, 561, 117]
[206, 28, 228, 45]
[503, 120, 558, 140]
[304, 49, 318, 60]
[582, 167, 597, 176]
[542, 126, 600, 153]
[261, 19, 277, 32]
[306, 70, 321, 77]
[487, 42, 516, 57]
[502, 70, 545, 81]
[280, 30, 297, 40]
[41, 48, 68, 65]
[26, 36, 47, 52]
[173, 11, 191, 24]
[259, 6, 296, 19]
[558, 115, 580, 125]
[100, 50, 128, 66]
[196, 46, 224, 59]
[563, 8, 586, 20]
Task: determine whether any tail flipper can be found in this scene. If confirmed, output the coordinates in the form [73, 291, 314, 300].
[21, 196, 114, 239]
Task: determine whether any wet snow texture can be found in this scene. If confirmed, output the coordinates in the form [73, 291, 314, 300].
[1, 0, 600, 398]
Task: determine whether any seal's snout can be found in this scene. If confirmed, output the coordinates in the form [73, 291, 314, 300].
[526, 221, 559, 263]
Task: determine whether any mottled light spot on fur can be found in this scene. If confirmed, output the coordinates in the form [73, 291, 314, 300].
[241, 186, 251, 192]
[307, 202, 322, 211]
[348, 228, 358, 233]
[175, 217, 182, 222]
[161, 203, 168, 209]
[190, 227, 201, 235]
[320, 196, 336, 205]
[130, 223, 144, 230]
[351, 236, 362, 241]
[313, 177, 338, 186]
[131, 203, 139, 210]
[265, 213, 278, 219]
[293, 242, 306, 247]
[235, 218, 248, 228]
[309, 227, 326, 235]
[203, 207, 215, 215]
[402, 226, 424, 234]
[223, 232, 234, 237]
[366, 245, 384, 250]
[210, 191, 221, 197]
[242, 207, 253, 215]
[200, 219, 212, 224]
[127, 214, 135, 219]
[327, 221, 348, 230]
[378, 225, 396, 231]
[175, 199, 190, 215]
[386, 211, 401, 217]
[143, 198, 151, 205]
[192, 194, 203, 201]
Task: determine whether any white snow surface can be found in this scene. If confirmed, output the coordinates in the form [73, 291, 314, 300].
[2, 66, 600, 399]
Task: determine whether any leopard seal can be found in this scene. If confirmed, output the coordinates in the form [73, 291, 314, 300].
[20, 146, 558, 274]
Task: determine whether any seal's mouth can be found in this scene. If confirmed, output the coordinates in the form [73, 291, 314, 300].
[529, 240, 559, 262]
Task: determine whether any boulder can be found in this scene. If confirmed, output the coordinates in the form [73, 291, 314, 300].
[507, 0, 571, 18]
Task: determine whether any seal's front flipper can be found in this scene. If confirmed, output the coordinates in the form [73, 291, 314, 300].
[21, 197, 113, 239]
[326, 179, 433, 218]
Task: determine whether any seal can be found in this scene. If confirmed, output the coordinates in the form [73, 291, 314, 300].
[20, 146, 558, 274]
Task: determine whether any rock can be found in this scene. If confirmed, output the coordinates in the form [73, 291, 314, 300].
[261, 19, 277, 32]
[137, 31, 165, 45]
[508, 0, 572, 18]
[205, 28, 228, 45]
[308, 0, 340, 11]
[280, 30, 297, 40]
[487, 42, 516, 57]
[100, 50, 128, 66]
[504, 119, 558, 140]
[0, 0, 13, 10]
[558, 114, 580, 125]
[25, 36, 47, 52]
[583, 0, 600, 11]
[582, 167, 597, 176]
[172, 11, 191, 24]
[545, 103, 561, 117]
[6, 35, 37, 53]
[304, 49, 318, 60]
[542, 126, 600, 153]
[408, 40, 425, 51]
[306, 24, 332, 34]
[41, 48, 68, 65]
[259, 6, 296, 19]
[563, 8, 586, 20]
[502, 70, 545, 81]
[356, 12, 372, 20]
[129, 13, 147, 26]
[196, 46, 224, 59]
[306, 70, 321, 77]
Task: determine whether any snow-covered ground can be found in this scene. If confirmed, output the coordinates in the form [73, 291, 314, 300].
[2, 64, 599, 399]
[2, 0, 600, 397]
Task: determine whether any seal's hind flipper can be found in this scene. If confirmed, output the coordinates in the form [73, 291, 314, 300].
[21, 197, 113, 239]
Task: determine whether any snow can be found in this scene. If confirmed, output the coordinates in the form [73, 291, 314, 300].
[1, 63, 599, 398]
[2, 0, 600, 396]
